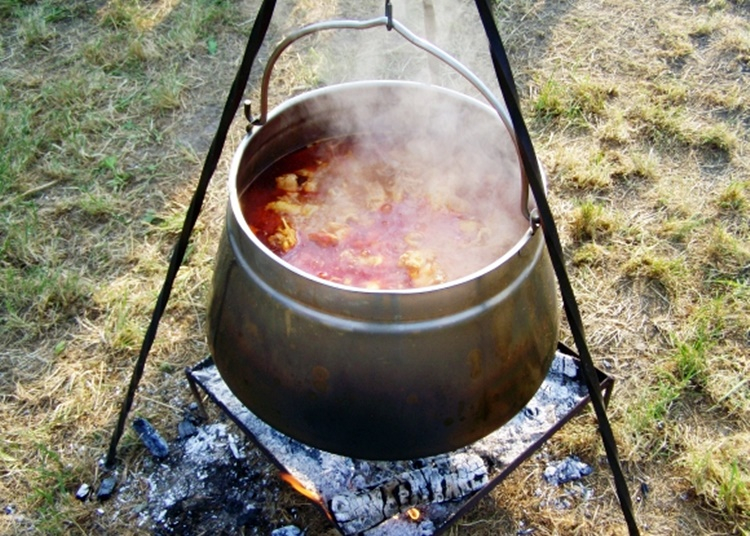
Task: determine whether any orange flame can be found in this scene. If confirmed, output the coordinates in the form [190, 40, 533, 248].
[279, 472, 322, 503]
[406, 507, 421, 521]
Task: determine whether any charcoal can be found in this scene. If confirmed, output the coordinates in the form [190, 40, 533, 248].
[97, 475, 117, 500]
[237, 505, 262, 527]
[177, 418, 198, 439]
[329, 452, 488, 533]
[122, 352, 597, 534]
[543, 456, 593, 486]
[132, 417, 169, 459]
[639, 481, 650, 501]
[75, 483, 91, 501]
[271, 525, 302, 536]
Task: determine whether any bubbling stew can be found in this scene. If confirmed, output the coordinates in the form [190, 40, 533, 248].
[240, 135, 527, 290]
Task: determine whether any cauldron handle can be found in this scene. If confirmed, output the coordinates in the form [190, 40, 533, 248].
[253, 16, 534, 222]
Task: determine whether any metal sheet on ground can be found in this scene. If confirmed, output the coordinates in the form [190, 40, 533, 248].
[187, 350, 611, 535]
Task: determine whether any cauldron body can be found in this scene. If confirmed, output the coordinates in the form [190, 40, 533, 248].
[207, 81, 560, 460]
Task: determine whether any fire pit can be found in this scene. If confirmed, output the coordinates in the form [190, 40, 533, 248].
[186, 345, 613, 534]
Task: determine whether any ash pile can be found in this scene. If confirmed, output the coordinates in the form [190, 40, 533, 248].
[113, 419, 305, 535]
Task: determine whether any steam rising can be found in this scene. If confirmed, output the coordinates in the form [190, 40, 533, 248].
[327, 2, 497, 92]
[272, 1, 502, 103]
[245, 2, 533, 289]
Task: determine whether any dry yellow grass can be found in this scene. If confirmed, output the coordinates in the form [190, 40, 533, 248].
[1, 0, 748, 535]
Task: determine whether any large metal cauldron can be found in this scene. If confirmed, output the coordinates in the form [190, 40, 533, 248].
[206, 78, 560, 460]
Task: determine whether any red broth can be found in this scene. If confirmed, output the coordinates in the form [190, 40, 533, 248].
[240, 136, 525, 290]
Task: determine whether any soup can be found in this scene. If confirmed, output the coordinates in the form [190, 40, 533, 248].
[240, 135, 526, 289]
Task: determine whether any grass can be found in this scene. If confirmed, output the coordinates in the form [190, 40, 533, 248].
[684, 434, 750, 528]
[622, 251, 689, 296]
[0, 1, 237, 530]
[568, 200, 615, 242]
[531, 76, 615, 127]
[718, 179, 749, 212]
[1, 0, 749, 535]
[28, 444, 83, 535]
[514, 0, 750, 532]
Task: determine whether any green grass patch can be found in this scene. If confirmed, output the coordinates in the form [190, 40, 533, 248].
[658, 26, 695, 59]
[630, 94, 737, 154]
[683, 434, 750, 526]
[96, 0, 142, 32]
[553, 147, 615, 190]
[160, 0, 238, 52]
[148, 67, 186, 112]
[707, 0, 729, 10]
[702, 226, 750, 284]
[631, 100, 691, 146]
[76, 189, 121, 220]
[97, 155, 133, 192]
[0, 0, 23, 18]
[697, 82, 746, 110]
[1, 264, 90, 342]
[0, 206, 42, 267]
[625, 378, 683, 457]
[698, 122, 738, 153]
[82, 32, 154, 74]
[532, 76, 615, 127]
[693, 281, 748, 342]
[629, 332, 714, 435]
[571, 242, 609, 267]
[101, 297, 146, 353]
[717, 180, 749, 213]
[0, 94, 39, 194]
[18, 5, 57, 47]
[671, 332, 712, 388]
[30, 445, 75, 534]
[625, 327, 725, 459]
[659, 216, 704, 244]
[623, 251, 688, 295]
[719, 24, 750, 55]
[674, 284, 749, 416]
[653, 79, 690, 106]
[569, 200, 616, 242]
[624, 149, 661, 181]
[597, 108, 632, 144]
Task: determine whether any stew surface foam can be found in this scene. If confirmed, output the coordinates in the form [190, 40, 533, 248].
[241, 135, 526, 289]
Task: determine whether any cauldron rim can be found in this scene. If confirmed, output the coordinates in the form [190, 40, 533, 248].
[227, 80, 546, 296]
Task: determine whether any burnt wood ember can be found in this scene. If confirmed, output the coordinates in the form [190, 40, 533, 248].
[330, 453, 488, 533]
[543, 456, 593, 486]
[132, 417, 169, 459]
[186, 349, 612, 535]
[177, 418, 198, 439]
[96, 475, 117, 501]
[75, 483, 91, 501]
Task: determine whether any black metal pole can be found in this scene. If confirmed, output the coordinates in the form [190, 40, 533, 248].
[472, 1, 640, 534]
[103, 0, 278, 471]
